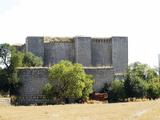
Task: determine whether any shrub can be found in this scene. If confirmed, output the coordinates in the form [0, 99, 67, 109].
[147, 82, 160, 99]
[22, 52, 43, 67]
[108, 80, 126, 102]
[124, 77, 148, 98]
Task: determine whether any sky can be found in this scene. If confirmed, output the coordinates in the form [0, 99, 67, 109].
[0, 0, 160, 67]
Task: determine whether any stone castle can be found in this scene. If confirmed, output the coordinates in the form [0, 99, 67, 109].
[17, 36, 128, 104]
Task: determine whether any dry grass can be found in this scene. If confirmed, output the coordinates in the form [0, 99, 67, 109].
[0, 99, 160, 120]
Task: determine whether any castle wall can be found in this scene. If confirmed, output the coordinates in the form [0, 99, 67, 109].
[91, 38, 112, 66]
[20, 35, 128, 104]
[18, 67, 48, 96]
[17, 67, 49, 104]
[17, 67, 114, 104]
[44, 42, 75, 66]
[26, 37, 44, 60]
[84, 67, 114, 92]
[111, 37, 128, 74]
[74, 37, 92, 66]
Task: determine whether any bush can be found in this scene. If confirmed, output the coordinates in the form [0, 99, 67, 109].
[108, 80, 126, 102]
[42, 83, 53, 99]
[22, 52, 43, 67]
[124, 62, 156, 98]
[147, 82, 160, 99]
[125, 78, 148, 98]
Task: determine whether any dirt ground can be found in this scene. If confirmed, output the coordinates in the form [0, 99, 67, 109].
[0, 99, 160, 120]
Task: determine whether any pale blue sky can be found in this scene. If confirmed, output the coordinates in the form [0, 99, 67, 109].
[0, 0, 160, 67]
[0, 0, 17, 13]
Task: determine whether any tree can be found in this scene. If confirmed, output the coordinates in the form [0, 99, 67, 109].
[126, 62, 158, 81]
[124, 62, 158, 98]
[0, 44, 13, 68]
[22, 52, 43, 67]
[147, 82, 160, 99]
[43, 60, 93, 103]
[0, 44, 23, 95]
[108, 80, 126, 102]
[0, 43, 43, 95]
[0, 68, 9, 93]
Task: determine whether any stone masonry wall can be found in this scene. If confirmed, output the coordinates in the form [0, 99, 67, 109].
[26, 37, 44, 60]
[84, 67, 114, 92]
[17, 67, 49, 104]
[17, 67, 114, 104]
[74, 37, 92, 66]
[91, 38, 112, 66]
[44, 42, 75, 66]
[112, 37, 128, 74]
[25, 36, 128, 74]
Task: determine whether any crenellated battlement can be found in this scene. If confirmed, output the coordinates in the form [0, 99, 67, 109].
[24, 36, 128, 74]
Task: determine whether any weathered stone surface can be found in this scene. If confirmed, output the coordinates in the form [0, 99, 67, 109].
[17, 67, 114, 104]
[112, 37, 128, 74]
[44, 42, 75, 66]
[84, 67, 114, 92]
[17, 67, 49, 96]
[25, 36, 128, 73]
[91, 38, 112, 66]
[16, 36, 128, 104]
[74, 37, 92, 66]
[26, 37, 44, 60]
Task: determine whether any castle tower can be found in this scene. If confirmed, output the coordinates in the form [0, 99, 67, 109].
[111, 36, 128, 75]
[26, 37, 44, 61]
[74, 37, 92, 66]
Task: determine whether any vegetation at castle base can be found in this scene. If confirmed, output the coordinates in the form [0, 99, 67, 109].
[106, 62, 160, 102]
[107, 80, 126, 102]
[22, 52, 43, 67]
[43, 60, 93, 104]
[0, 43, 43, 96]
[0, 44, 21, 95]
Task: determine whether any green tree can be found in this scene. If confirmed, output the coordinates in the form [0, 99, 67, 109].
[0, 68, 9, 93]
[22, 52, 43, 67]
[0, 43, 43, 95]
[108, 80, 126, 102]
[0, 43, 13, 68]
[124, 62, 157, 98]
[0, 44, 23, 95]
[126, 62, 158, 81]
[8, 51, 24, 95]
[147, 82, 160, 99]
[43, 60, 93, 103]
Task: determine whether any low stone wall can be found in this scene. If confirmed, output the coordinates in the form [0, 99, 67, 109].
[17, 67, 114, 105]
[0, 98, 11, 105]
[16, 95, 53, 105]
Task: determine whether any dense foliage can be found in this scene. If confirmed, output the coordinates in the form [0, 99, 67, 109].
[108, 80, 126, 102]
[107, 62, 160, 102]
[22, 52, 43, 67]
[43, 60, 93, 103]
[0, 43, 43, 95]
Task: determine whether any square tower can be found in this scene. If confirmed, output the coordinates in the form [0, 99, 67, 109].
[26, 37, 44, 61]
[74, 37, 92, 66]
[111, 37, 128, 74]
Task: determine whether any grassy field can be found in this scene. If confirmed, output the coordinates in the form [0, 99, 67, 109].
[0, 99, 160, 120]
